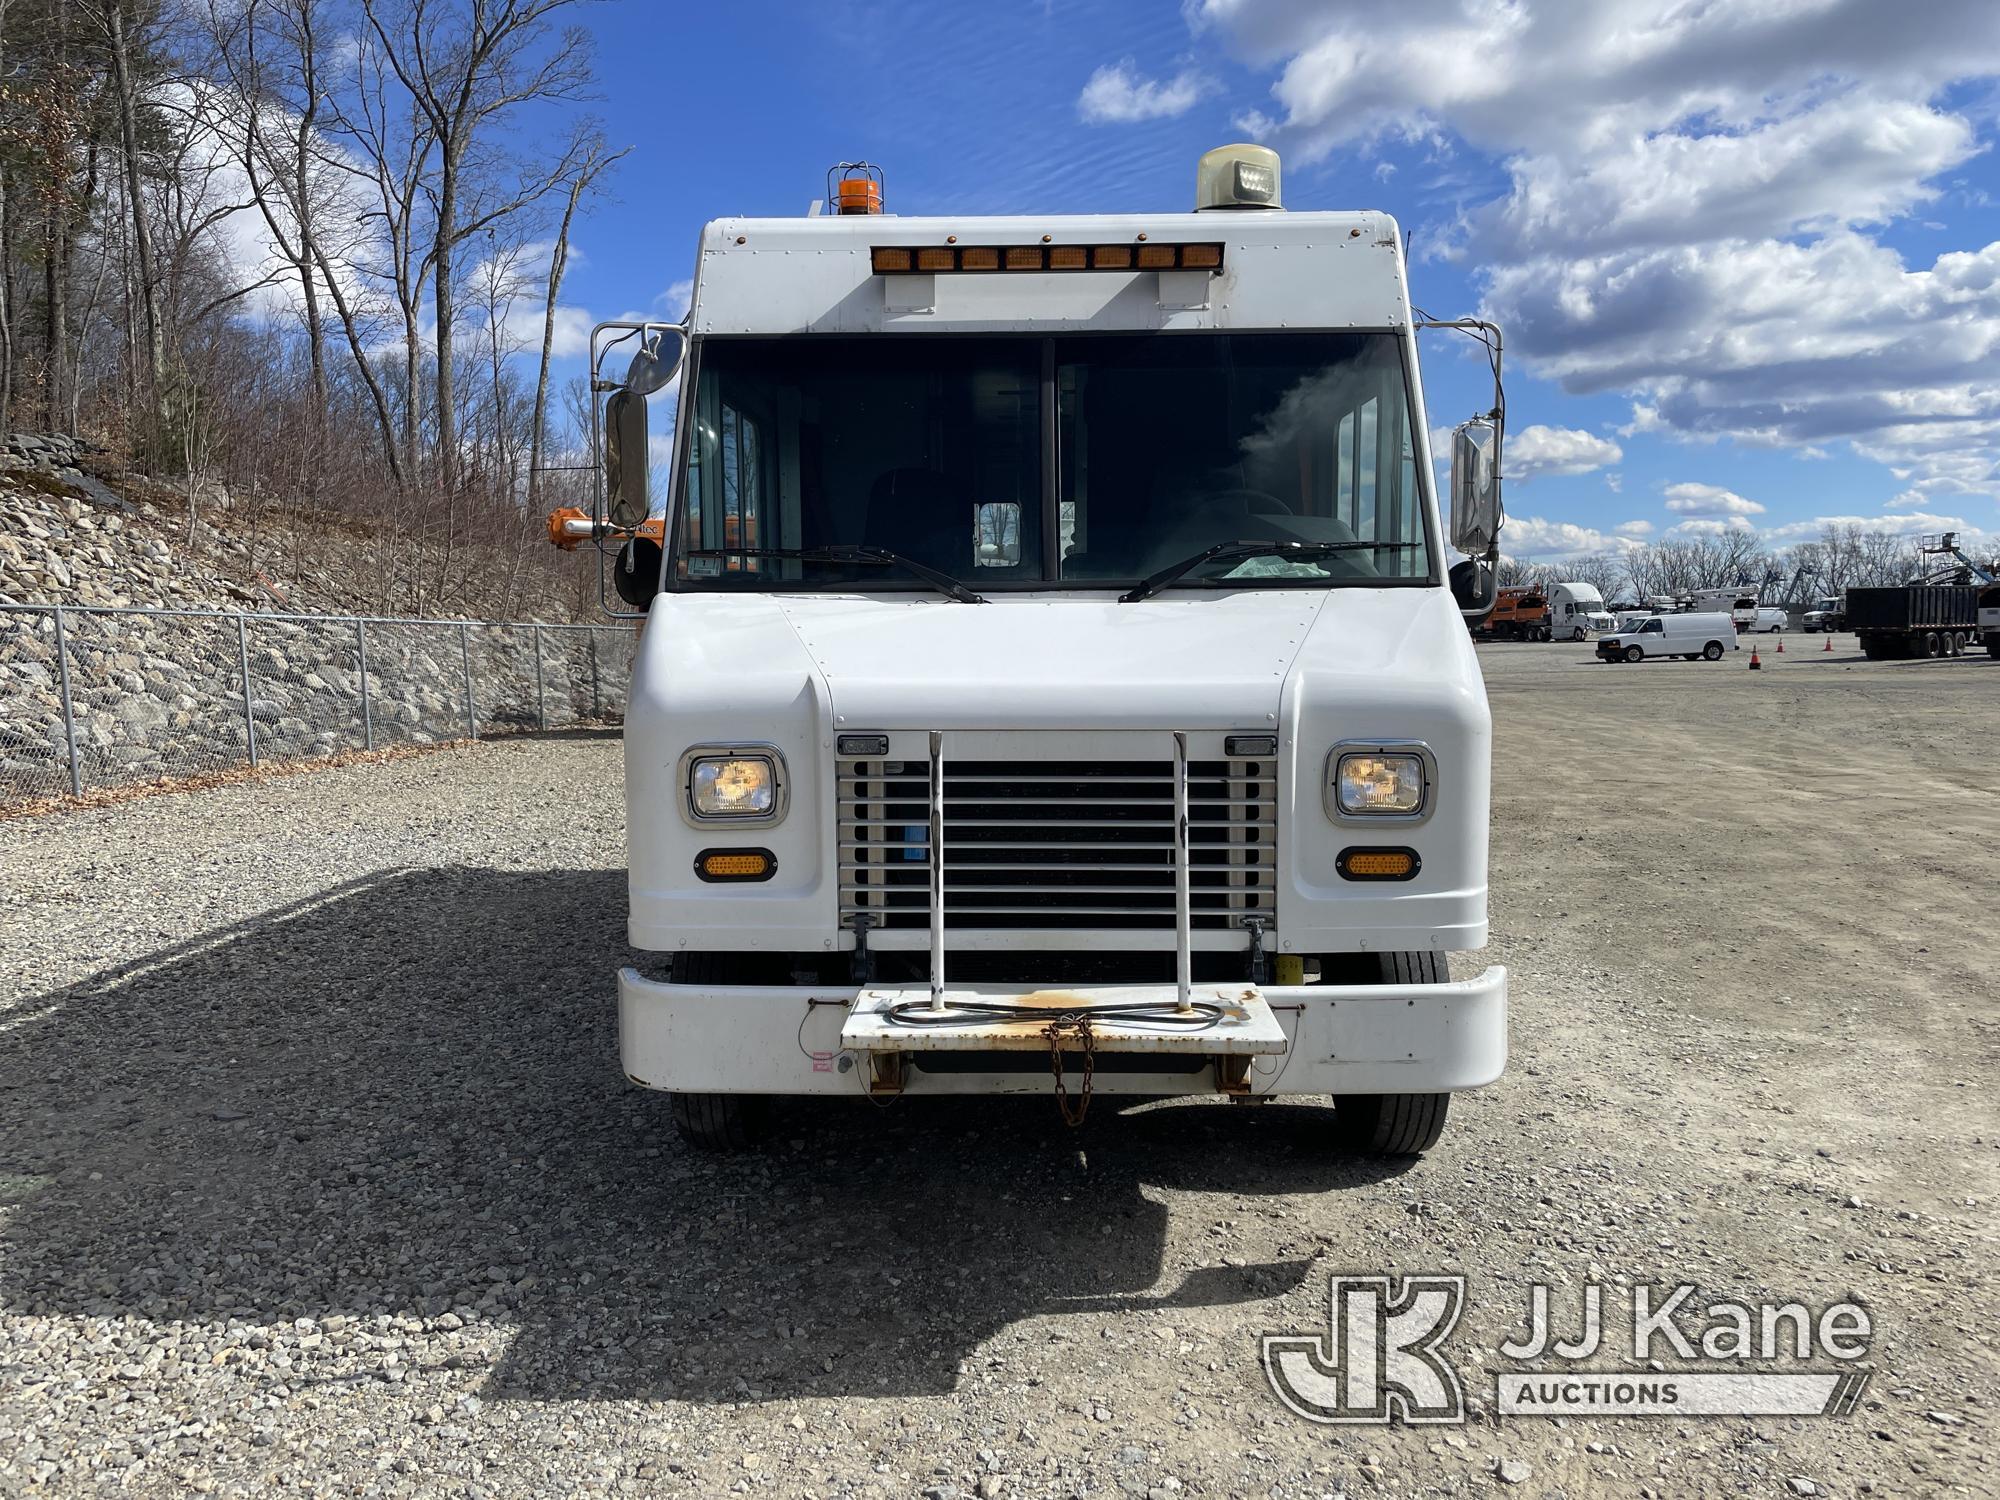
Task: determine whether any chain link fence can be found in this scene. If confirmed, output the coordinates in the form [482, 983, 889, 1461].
[0, 603, 631, 805]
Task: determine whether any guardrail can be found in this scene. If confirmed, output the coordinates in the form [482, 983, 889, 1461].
[0, 602, 631, 805]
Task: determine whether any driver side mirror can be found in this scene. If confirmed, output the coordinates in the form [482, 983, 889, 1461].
[602, 326, 685, 531]
[605, 388, 649, 530]
[1448, 419, 1502, 557]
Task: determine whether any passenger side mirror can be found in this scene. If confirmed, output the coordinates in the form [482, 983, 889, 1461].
[622, 327, 685, 398]
[1448, 419, 1502, 557]
[605, 388, 649, 530]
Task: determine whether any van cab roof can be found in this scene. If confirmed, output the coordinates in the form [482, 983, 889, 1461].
[688, 211, 1411, 337]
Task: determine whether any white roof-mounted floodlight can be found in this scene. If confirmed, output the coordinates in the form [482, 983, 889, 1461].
[1196, 144, 1282, 211]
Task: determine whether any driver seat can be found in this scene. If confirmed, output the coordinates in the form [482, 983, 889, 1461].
[864, 469, 969, 573]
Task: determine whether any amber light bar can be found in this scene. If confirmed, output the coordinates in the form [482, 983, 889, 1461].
[871, 243, 1225, 275]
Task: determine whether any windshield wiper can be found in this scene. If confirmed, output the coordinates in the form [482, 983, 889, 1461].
[685, 545, 987, 604]
[1119, 539, 1419, 604]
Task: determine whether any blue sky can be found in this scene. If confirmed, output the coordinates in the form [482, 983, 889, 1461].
[541, 0, 2000, 561]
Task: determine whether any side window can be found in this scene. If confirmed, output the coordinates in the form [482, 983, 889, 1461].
[686, 385, 775, 573]
[1641, 619, 1663, 634]
[720, 400, 765, 555]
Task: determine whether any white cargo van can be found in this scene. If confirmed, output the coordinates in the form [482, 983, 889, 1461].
[1596, 614, 1741, 661]
[1751, 606, 1787, 633]
[551, 147, 1511, 1156]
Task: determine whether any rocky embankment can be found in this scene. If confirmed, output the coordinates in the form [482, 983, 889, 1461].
[0, 431, 329, 613]
[0, 434, 623, 802]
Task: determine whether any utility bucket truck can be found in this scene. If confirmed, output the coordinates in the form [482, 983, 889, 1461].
[551, 147, 1510, 1154]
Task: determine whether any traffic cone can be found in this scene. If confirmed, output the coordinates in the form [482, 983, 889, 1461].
[1776, 636, 1785, 653]
[1823, 634, 1833, 652]
[1749, 643, 1762, 670]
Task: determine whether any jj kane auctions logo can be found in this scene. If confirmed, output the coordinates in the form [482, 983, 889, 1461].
[1263, 1276, 1874, 1424]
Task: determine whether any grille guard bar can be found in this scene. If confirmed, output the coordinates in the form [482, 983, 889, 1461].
[838, 730, 1275, 980]
[917, 729, 1200, 1009]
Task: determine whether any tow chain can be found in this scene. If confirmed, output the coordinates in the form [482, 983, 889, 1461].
[1043, 1012, 1097, 1126]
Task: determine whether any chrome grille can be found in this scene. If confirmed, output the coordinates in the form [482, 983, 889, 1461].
[837, 751, 1278, 931]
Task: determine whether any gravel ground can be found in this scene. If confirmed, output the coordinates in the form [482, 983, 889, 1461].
[1, 640, 1995, 1499]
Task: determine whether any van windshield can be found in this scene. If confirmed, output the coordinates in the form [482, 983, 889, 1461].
[671, 332, 1432, 591]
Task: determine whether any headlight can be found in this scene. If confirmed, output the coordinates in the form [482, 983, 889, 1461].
[683, 748, 786, 822]
[1331, 749, 1428, 817]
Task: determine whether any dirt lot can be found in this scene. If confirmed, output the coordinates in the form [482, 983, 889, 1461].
[0, 637, 1995, 1499]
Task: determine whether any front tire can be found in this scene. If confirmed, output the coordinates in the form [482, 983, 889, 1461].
[1335, 1091, 1450, 1156]
[1572, 626, 1586, 642]
[1327, 952, 1453, 1157]
[1624, 645, 1644, 663]
[669, 1091, 770, 1152]
[666, 952, 774, 1151]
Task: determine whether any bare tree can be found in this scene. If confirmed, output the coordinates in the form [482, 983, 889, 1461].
[1562, 551, 1626, 602]
[88, 0, 165, 438]
[329, 17, 438, 482]
[526, 133, 620, 507]
[358, 0, 594, 494]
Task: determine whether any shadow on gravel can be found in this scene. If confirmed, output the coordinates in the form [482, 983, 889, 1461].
[0, 868, 1406, 1402]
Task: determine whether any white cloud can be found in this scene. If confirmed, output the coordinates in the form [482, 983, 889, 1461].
[1198, 0, 2000, 165]
[1502, 514, 1646, 558]
[1614, 518, 1652, 536]
[1663, 482, 1765, 517]
[1669, 516, 1757, 536]
[1482, 233, 2000, 492]
[1506, 423, 1623, 480]
[656, 280, 694, 321]
[1190, 0, 2000, 498]
[1885, 488, 1932, 509]
[1761, 509, 1971, 542]
[1078, 60, 1213, 123]
[1471, 95, 1979, 260]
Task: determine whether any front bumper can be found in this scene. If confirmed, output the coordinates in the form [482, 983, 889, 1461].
[617, 964, 1508, 1098]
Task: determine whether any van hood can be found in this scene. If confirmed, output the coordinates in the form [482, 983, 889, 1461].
[645, 587, 1469, 731]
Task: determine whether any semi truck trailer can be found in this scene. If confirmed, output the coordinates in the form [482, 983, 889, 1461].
[1846, 586, 1980, 658]
[550, 146, 1510, 1155]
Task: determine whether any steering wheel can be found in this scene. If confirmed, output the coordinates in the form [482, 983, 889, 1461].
[1205, 486, 1296, 516]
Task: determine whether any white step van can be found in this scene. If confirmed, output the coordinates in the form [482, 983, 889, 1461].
[551, 148, 1512, 1155]
[1595, 613, 1742, 662]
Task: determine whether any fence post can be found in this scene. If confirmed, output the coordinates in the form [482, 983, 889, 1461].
[533, 625, 547, 731]
[238, 616, 258, 767]
[356, 620, 373, 752]
[590, 630, 601, 720]
[51, 605, 83, 797]
[460, 623, 477, 740]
